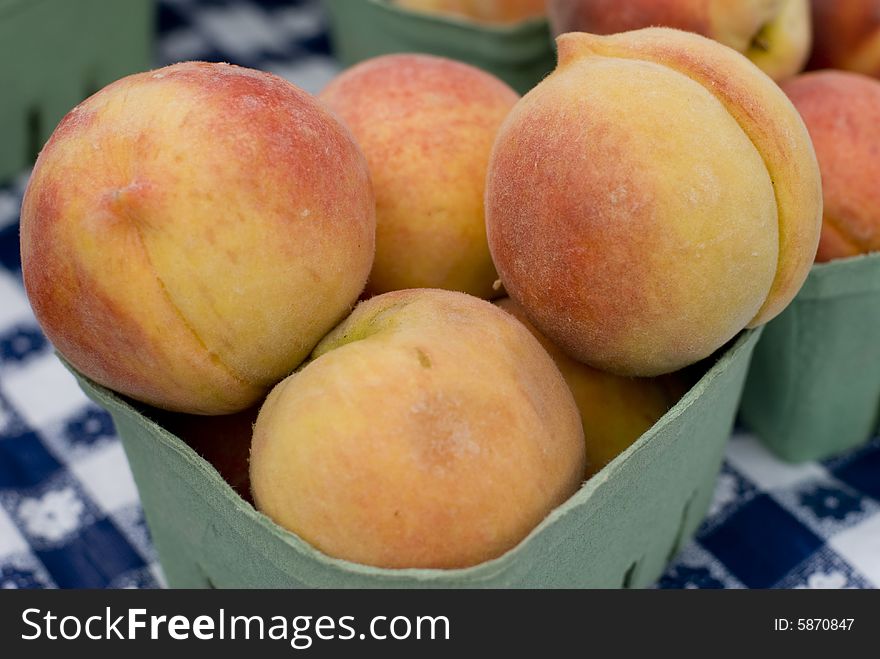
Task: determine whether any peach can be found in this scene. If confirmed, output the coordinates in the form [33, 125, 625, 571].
[151, 405, 259, 505]
[809, 0, 880, 77]
[782, 71, 880, 261]
[393, 0, 546, 24]
[486, 29, 822, 376]
[20, 62, 375, 414]
[496, 298, 687, 476]
[250, 289, 585, 569]
[319, 54, 518, 299]
[548, 0, 812, 81]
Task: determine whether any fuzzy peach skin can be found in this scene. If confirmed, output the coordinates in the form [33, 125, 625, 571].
[548, 0, 811, 81]
[486, 29, 822, 376]
[496, 298, 686, 477]
[320, 54, 518, 299]
[250, 289, 585, 569]
[782, 71, 880, 261]
[394, 0, 546, 24]
[809, 0, 880, 77]
[20, 62, 375, 415]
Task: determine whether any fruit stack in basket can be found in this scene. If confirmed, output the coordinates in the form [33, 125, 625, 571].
[25, 0, 880, 586]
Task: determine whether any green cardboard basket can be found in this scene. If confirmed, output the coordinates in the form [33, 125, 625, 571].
[0, 0, 153, 182]
[68, 328, 760, 588]
[322, 0, 555, 94]
[740, 253, 880, 463]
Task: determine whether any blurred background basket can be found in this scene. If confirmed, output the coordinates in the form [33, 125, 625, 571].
[741, 254, 880, 462]
[0, 0, 153, 183]
[322, 0, 555, 94]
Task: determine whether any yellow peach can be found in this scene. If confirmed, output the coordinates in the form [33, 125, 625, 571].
[782, 71, 880, 261]
[496, 298, 687, 476]
[250, 289, 585, 569]
[20, 62, 375, 414]
[486, 29, 822, 376]
[320, 54, 518, 299]
[548, 0, 811, 81]
[808, 0, 880, 78]
[150, 405, 259, 505]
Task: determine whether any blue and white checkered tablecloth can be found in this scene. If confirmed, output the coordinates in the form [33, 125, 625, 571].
[0, 0, 878, 590]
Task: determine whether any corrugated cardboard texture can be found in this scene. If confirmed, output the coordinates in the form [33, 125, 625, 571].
[68, 328, 760, 588]
[0, 0, 153, 182]
[323, 0, 555, 94]
[741, 253, 880, 463]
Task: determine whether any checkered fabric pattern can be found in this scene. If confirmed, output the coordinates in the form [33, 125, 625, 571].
[0, 172, 162, 589]
[157, 0, 338, 94]
[660, 434, 880, 588]
[1, 0, 878, 589]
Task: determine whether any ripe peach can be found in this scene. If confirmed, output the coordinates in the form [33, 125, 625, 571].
[809, 0, 880, 77]
[151, 405, 259, 505]
[250, 289, 585, 569]
[393, 0, 546, 24]
[319, 54, 518, 299]
[548, 0, 811, 81]
[496, 298, 686, 476]
[486, 29, 822, 376]
[20, 62, 375, 414]
[782, 71, 880, 261]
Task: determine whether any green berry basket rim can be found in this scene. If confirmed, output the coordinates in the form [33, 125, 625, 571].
[0, 0, 52, 19]
[360, 0, 552, 36]
[797, 250, 880, 301]
[62, 326, 761, 581]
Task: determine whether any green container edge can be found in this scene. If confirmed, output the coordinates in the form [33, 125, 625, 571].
[65, 327, 761, 588]
[322, 0, 556, 94]
[0, 0, 153, 183]
[741, 252, 880, 463]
